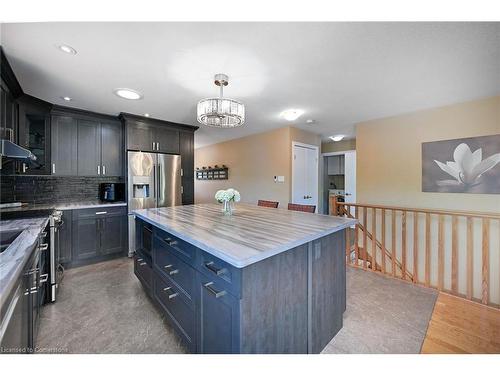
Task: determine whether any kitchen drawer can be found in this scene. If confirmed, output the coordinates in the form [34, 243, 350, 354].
[134, 253, 152, 291]
[153, 228, 196, 265]
[154, 273, 195, 351]
[196, 250, 241, 298]
[72, 206, 127, 220]
[153, 237, 195, 301]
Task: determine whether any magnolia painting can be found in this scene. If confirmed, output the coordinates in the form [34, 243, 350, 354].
[422, 135, 500, 194]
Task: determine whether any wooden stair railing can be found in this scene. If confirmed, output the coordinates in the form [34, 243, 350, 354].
[330, 195, 500, 308]
[338, 204, 412, 280]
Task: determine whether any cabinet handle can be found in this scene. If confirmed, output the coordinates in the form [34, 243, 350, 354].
[95, 211, 107, 215]
[164, 264, 173, 269]
[139, 262, 147, 266]
[164, 238, 178, 246]
[204, 261, 226, 276]
[137, 258, 143, 262]
[152, 142, 155, 151]
[169, 269, 179, 276]
[180, 168, 183, 177]
[97, 165, 101, 175]
[162, 286, 178, 299]
[40, 273, 49, 284]
[157, 142, 160, 150]
[39, 243, 49, 251]
[102, 165, 106, 175]
[52, 163, 56, 174]
[41, 231, 48, 238]
[203, 282, 226, 298]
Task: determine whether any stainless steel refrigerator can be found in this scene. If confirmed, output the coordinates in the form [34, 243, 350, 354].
[127, 151, 181, 255]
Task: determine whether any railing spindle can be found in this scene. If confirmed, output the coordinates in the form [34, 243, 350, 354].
[363, 207, 368, 269]
[391, 210, 396, 277]
[482, 218, 489, 305]
[372, 208, 377, 271]
[451, 216, 458, 294]
[402, 211, 407, 280]
[413, 212, 419, 284]
[425, 213, 430, 287]
[354, 207, 359, 265]
[381, 208, 386, 274]
[466, 217, 473, 300]
[438, 215, 444, 291]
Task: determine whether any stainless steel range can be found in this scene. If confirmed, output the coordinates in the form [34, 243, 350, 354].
[48, 210, 63, 302]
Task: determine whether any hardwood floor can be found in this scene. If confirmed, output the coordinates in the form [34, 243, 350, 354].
[421, 293, 500, 354]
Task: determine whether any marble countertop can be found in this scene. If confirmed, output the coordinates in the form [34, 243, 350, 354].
[0, 217, 49, 312]
[0, 200, 127, 213]
[133, 203, 357, 268]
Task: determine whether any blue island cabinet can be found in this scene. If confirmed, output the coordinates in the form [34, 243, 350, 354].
[133, 217, 346, 354]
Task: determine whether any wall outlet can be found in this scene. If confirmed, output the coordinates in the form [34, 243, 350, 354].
[274, 175, 285, 183]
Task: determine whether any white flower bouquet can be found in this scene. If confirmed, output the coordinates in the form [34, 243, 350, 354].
[215, 188, 240, 215]
[215, 188, 241, 203]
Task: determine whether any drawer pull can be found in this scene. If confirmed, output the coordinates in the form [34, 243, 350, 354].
[40, 273, 49, 284]
[95, 211, 107, 215]
[137, 258, 143, 262]
[164, 237, 178, 246]
[39, 243, 49, 251]
[41, 231, 48, 238]
[163, 286, 178, 299]
[169, 269, 179, 276]
[139, 262, 147, 266]
[203, 282, 226, 298]
[164, 264, 173, 269]
[204, 261, 226, 276]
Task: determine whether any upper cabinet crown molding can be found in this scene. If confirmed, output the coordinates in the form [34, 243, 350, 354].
[119, 112, 199, 132]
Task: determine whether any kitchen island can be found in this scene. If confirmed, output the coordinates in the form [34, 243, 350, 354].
[133, 203, 356, 353]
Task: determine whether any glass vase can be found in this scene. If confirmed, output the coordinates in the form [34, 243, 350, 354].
[222, 200, 233, 216]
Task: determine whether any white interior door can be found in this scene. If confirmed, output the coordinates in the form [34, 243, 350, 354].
[344, 151, 356, 214]
[292, 143, 319, 209]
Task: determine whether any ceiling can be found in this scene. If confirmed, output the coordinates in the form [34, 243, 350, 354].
[1, 22, 499, 148]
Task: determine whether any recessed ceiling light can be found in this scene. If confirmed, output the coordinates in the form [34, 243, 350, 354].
[306, 119, 315, 124]
[57, 44, 77, 55]
[329, 135, 345, 142]
[281, 109, 304, 121]
[144, 113, 150, 117]
[61, 96, 72, 101]
[113, 88, 143, 100]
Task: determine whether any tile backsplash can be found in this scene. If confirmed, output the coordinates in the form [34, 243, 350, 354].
[1, 175, 124, 204]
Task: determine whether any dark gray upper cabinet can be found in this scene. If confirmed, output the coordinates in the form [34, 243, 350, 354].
[179, 131, 194, 205]
[101, 121, 123, 176]
[51, 115, 78, 176]
[77, 119, 101, 176]
[126, 120, 153, 152]
[51, 108, 124, 177]
[154, 126, 179, 154]
[17, 96, 52, 175]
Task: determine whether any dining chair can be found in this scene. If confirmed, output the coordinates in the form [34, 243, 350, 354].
[257, 200, 279, 208]
[287, 203, 316, 213]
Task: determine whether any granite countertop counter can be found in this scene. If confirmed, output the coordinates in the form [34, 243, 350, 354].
[0, 200, 127, 213]
[133, 203, 357, 268]
[0, 217, 49, 312]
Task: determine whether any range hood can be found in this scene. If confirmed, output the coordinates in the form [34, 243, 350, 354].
[0, 139, 37, 161]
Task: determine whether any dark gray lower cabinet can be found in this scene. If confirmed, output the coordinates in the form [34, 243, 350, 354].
[197, 275, 240, 354]
[65, 207, 127, 267]
[134, 218, 346, 354]
[58, 210, 73, 264]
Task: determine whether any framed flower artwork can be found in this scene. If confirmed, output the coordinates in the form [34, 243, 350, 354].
[422, 134, 500, 194]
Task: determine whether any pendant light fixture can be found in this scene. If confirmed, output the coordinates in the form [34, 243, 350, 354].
[197, 74, 245, 128]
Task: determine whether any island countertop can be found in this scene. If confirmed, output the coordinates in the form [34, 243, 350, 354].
[133, 203, 356, 268]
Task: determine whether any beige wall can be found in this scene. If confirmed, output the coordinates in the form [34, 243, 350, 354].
[356, 95, 500, 213]
[194, 126, 320, 208]
[321, 139, 356, 153]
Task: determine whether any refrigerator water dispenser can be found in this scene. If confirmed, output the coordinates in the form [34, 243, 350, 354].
[133, 184, 150, 198]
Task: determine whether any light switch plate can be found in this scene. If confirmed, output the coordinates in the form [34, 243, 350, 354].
[274, 175, 285, 183]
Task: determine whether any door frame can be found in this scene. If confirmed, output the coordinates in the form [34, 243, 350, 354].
[291, 141, 320, 209]
[321, 149, 356, 214]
